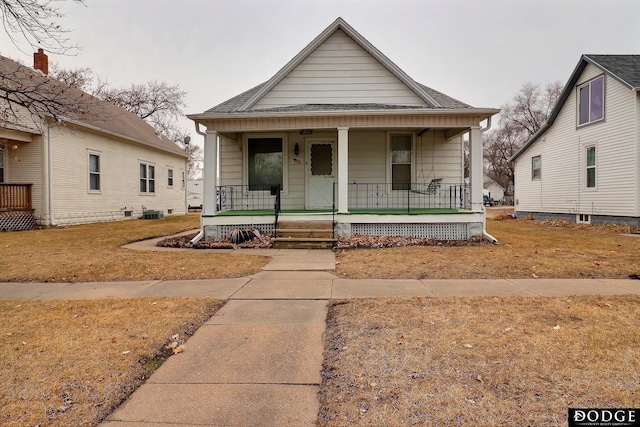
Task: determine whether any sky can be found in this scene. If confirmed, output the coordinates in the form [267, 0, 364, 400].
[1, 0, 639, 150]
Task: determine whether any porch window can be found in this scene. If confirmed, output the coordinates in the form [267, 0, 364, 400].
[140, 162, 155, 194]
[531, 155, 541, 180]
[167, 168, 174, 187]
[578, 75, 604, 126]
[586, 146, 596, 188]
[390, 134, 412, 190]
[88, 152, 100, 191]
[247, 137, 283, 190]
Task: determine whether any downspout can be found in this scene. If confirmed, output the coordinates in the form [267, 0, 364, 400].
[46, 123, 56, 227]
[189, 121, 206, 244]
[479, 117, 498, 244]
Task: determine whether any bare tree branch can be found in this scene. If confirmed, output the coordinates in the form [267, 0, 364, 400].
[0, 0, 85, 55]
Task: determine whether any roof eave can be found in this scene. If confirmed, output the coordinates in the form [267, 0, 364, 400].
[188, 107, 499, 121]
[55, 116, 188, 159]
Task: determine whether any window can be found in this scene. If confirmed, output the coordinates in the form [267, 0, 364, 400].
[247, 137, 283, 190]
[88, 152, 100, 191]
[578, 75, 604, 126]
[586, 146, 596, 188]
[0, 146, 4, 183]
[181, 170, 186, 189]
[390, 134, 412, 190]
[167, 168, 174, 187]
[140, 162, 155, 194]
[531, 155, 541, 180]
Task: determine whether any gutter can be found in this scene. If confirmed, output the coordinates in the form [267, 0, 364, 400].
[189, 121, 207, 245]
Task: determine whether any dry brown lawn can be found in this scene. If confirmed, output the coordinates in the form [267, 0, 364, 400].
[0, 213, 269, 282]
[335, 216, 640, 279]
[0, 297, 224, 427]
[319, 296, 640, 426]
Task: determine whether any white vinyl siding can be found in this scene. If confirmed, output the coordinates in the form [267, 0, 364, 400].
[254, 30, 426, 108]
[46, 125, 187, 224]
[515, 64, 637, 217]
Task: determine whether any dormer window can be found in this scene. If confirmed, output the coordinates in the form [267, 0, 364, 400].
[578, 75, 604, 126]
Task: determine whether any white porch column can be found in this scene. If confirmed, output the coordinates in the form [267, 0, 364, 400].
[202, 130, 218, 216]
[337, 127, 349, 213]
[469, 126, 484, 212]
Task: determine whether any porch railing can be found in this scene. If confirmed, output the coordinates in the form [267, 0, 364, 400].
[0, 183, 33, 212]
[348, 182, 468, 212]
[216, 185, 279, 213]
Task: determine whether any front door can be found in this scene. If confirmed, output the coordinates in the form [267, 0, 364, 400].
[306, 141, 335, 209]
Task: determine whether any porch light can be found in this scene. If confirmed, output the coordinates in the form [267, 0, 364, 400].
[294, 143, 299, 157]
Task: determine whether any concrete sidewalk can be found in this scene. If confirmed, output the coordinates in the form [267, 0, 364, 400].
[2, 248, 640, 426]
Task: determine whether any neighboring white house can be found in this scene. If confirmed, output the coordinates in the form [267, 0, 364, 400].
[484, 175, 505, 203]
[511, 54, 640, 226]
[188, 18, 498, 244]
[0, 51, 189, 230]
[187, 179, 203, 210]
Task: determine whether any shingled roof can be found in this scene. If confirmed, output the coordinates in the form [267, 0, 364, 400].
[0, 55, 187, 158]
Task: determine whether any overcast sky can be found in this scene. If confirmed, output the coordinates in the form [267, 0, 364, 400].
[1, 0, 639, 147]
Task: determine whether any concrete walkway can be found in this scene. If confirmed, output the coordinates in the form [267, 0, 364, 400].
[2, 247, 640, 426]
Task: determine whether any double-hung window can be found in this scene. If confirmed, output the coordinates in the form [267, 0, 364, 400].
[88, 152, 100, 192]
[0, 146, 4, 183]
[586, 146, 596, 188]
[167, 168, 174, 187]
[531, 155, 541, 180]
[390, 134, 412, 190]
[247, 137, 283, 191]
[578, 75, 604, 126]
[140, 162, 155, 194]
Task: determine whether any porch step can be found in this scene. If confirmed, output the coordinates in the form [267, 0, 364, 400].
[273, 237, 336, 250]
[275, 220, 336, 249]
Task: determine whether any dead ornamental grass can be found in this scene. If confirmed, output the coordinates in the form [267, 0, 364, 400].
[0, 214, 269, 282]
[319, 296, 640, 426]
[335, 219, 640, 279]
[0, 297, 224, 427]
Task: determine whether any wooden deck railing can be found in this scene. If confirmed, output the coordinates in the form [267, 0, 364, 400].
[0, 183, 33, 211]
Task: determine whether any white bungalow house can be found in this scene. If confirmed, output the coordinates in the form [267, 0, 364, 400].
[188, 18, 499, 246]
[0, 50, 189, 230]
[511, 55, 640, 226]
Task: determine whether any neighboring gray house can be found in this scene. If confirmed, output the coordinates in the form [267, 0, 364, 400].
[1, 50, 189, 230]
[188, 18, 498, 245]
[511, 55, 640, 226]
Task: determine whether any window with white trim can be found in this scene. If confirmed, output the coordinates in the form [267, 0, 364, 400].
[578, 75, 604, 126]
[586, 146, 596, 188]
[167, 168, 174, 187]
[531, 155, 541, 180]
[390, 134, 412, 190]
[140, 162, 155, 194]
[247, 137, 283, 190]
[181, 170, 186, 189]
[88, 152, 100, 191]
[0, 146, 4, 183]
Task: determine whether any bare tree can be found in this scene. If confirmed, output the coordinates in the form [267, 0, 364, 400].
[1, 0, 84, 55]
[483, 81, 563, 194]
[49, 63, 200, 173]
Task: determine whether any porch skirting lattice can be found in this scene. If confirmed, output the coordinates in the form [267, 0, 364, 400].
[0, 210, 36, 231]
[351, 222, 470, 240]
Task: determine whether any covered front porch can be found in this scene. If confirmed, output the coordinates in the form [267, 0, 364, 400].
[0, 182, 35, 231]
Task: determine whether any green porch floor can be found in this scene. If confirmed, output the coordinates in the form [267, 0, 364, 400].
[210, 208, 465, 217]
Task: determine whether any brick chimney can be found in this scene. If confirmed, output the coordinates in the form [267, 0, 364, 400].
[33, 48, 48, 75]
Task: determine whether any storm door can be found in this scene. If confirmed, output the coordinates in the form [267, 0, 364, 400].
[306, 141, 335, 209]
